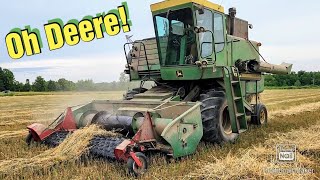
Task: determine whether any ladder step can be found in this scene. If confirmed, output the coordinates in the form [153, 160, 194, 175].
[239, 129, 247, 133]
[231, 81, 239, 84]
[236, 113, 245, 117]
[234, 97, 242, 101]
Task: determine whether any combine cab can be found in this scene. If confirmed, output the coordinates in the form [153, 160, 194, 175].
[27, 0, 292, 176]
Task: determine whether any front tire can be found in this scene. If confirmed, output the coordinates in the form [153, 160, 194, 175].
[123, 88, 148, 100]
[25, 132, 34, 146]
[200, 90, 239, 144]
[127, 152, 148, 177]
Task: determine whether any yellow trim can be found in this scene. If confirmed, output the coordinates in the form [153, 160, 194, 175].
[151, 0, 224, 13]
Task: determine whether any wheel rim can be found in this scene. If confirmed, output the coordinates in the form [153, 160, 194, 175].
[132, 157, 145, 175]
[222, 107, 232, 135]
[260, 109, 266, 124]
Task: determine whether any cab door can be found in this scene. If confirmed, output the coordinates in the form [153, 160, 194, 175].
[195, 8, 215, 63]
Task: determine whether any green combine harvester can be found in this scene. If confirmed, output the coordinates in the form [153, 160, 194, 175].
[26, 0, 292, 176]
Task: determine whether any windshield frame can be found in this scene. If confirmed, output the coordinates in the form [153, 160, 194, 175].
[153, 4, 198, 67]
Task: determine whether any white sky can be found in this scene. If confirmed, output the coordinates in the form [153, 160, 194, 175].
[0, 0, 319, 82]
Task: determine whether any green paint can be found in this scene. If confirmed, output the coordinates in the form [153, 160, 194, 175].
[108, 2, 132, 27]
[121, 2, 293, 159]
[82, 15, 94, 21]
[179, 36, 187, 65]
[67, 19, 79, 25]
[10, 26, 43, 48]
[161, 102, 203, 158]
[48, 18, 64, 27]
[25, 26, 43, 48]
[246, 78, 265, 94]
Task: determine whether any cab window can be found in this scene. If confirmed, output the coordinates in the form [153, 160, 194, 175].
[214, 13, 225, 52]
[196, 9, 213, 58]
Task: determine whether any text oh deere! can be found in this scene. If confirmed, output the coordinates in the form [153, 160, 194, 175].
[4, 2, 131, 59]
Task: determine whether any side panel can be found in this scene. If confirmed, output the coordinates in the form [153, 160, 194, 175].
[245, 78, 265, 94]
[160, 66, 223, 80]
[229, 35, 260, 65]
[161, 103, 203, 158]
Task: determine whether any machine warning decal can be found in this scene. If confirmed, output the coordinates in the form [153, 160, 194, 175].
[176, 70, 184, 78]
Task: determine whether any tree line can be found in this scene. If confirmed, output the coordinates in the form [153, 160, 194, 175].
[265, 71, 320, 87]
[0, 67, 141, 92]
[1, 67, 319, 92]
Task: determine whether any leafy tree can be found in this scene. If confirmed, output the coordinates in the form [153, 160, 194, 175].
[314, 73, 320, 86]
[76, 79, 95, 91]
[294, 80, 301, 86]
[264, 71, 320, 87]
[33, 76, 46, 92]
[300, 73, 312, 86]
[0, 68, 4, 91]
[117, 72, 130, 90]
[23, 79, 32, 92]
[57, 78, 75, 91]
[2, 69, 15, 90]
[264, 75, 276, 86]
[119, 72, 129, 83]
[57, 78, 68, 91]
[13, 80, 24, 92]
[47, 80, 57, 92]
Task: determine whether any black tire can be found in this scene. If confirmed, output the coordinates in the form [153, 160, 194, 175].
[123, 88, 148, 100]
[127, 152, 148, 177]
[42, 131, 70, 147]
[251, 104, 268, 125]
[200, 90, 239, 144]
[25, 132, 34, 146]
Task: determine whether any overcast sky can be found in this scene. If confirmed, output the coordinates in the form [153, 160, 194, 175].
[0, 0, 319, 83]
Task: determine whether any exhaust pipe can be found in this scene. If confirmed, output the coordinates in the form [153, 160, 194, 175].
[228, 7, 237, 36]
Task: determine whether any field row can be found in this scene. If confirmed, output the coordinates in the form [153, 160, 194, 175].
[0, 90, 319, 179]
[188, 121, 319, 179]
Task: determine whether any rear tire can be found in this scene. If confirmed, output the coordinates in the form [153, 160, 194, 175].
[251, 104, 268, 125]
[200, 90, 238, 144]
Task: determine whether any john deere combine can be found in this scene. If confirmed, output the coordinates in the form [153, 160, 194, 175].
[26, 0, 292, 176]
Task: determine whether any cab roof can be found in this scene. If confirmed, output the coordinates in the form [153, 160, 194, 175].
[150, 0, 224, 13]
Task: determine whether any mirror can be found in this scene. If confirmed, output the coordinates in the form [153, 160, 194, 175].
[194, 4, 204, 15]
[200, 31, 214, 58]
[171, 20, 184, 36]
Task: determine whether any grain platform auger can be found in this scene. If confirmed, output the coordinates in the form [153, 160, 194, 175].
[26, 0, 292, 176]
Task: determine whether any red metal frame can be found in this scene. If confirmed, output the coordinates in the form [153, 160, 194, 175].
[130, 152, 143, 167]
[114, 140, 131, 161]
[27, 107, 77, 141]
[114, 112, 155, 165]
[28, 109, 152, 167]
[132, 112, 155, 142]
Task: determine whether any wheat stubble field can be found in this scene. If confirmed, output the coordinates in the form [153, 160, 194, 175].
[0, 90, 320, 179]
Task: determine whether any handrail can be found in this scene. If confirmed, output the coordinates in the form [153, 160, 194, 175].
[123, 41, 151, 79]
